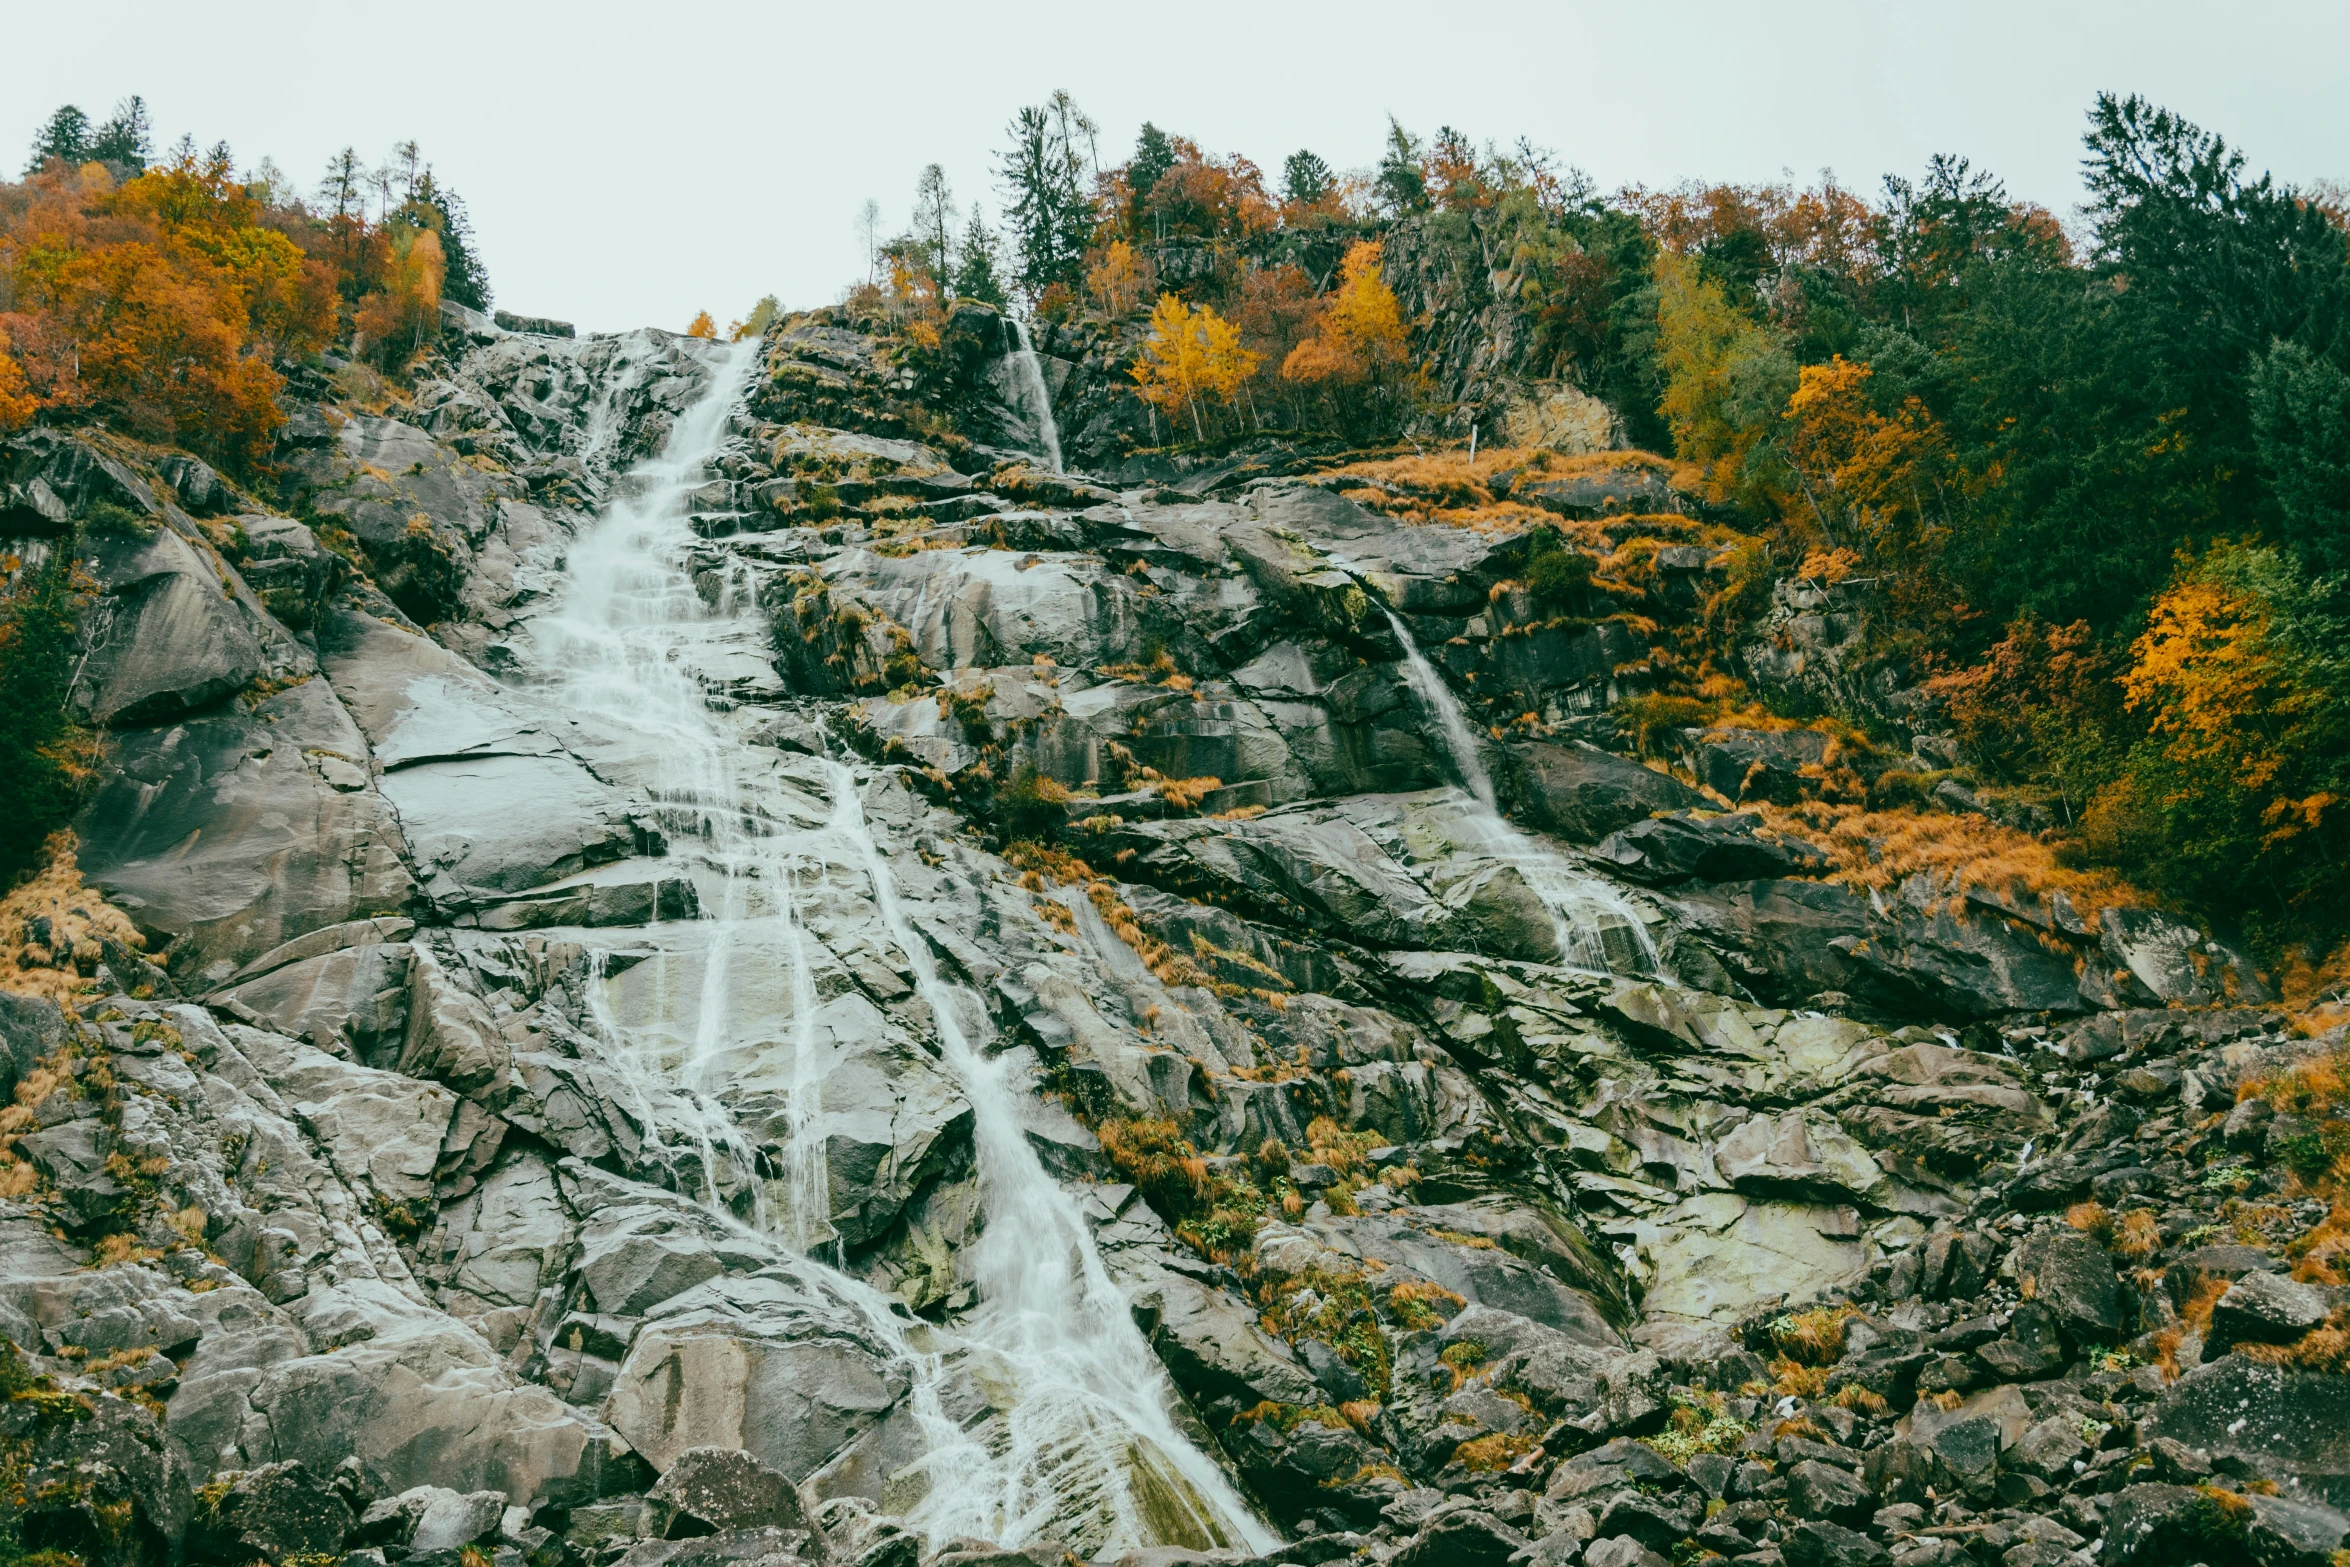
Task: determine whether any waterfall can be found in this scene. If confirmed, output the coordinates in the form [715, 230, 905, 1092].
[1386, 605, 1499, 812]
[1381, 605, 1663, 977]
[824, 761, 1277, 1556]
[518, 333, 1269, 1555]
[1006, 319, 1064, 473]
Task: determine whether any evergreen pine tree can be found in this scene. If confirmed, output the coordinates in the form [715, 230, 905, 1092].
[411, 171, 493, 312]
[23, 105, 91, 175]
[1374, 118, 1427, 215]
[87, 96, 152, 172]
[1282, 149, 1334, 208]
[1129, 122, 1175, 210]
[1000, 91, 1097, 302]
[954, 209, 1008, 307]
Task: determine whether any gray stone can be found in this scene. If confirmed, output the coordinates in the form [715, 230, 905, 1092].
[1592, 811, 1824, 886]
[1390, 1508, 1528, 1567]
[2011, 1229, 2123, 1346]
[2145, 1355, 2350, 1507]
[77, 677, 416, 984]
[2207, 1268, 2332, 1357]
[1784, 1459, 1872, 1524]
[187, 1459, 354, 1565]
[74, 524, 267, 727]
[640, 1446, 808, 1540]
[2248, 1493, 2350, 1567]
[409, 1489, 511, 1552]
[1501, 740, 1706, 843]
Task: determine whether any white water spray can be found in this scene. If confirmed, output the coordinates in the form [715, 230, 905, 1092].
[823, 762, 1276, 1556]
[1381, 604, 1662, 976]
[1006, 320, 1064, 473]
[520, 334, 1270, 1554]
[525, 336, 827, 1237]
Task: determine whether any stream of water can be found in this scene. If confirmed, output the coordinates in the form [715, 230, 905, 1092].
[1006, 319, 1064, 473]
[1382, 605, 1663, 976]
[520, 334, 1270, 1556]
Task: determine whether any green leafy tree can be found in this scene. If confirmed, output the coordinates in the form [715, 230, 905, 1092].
[910, 162, 957, 289]
[0, 539, 94, 884]
[23, 105, 91, 174]
[2083, 93, 2350, 526]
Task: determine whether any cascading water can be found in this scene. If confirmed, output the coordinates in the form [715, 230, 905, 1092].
[1382, 605, 1663, 977]
[1006, 319, 1064, 473]
[824, 763, 1277, 1555]
[519, 333, 1272, 1555]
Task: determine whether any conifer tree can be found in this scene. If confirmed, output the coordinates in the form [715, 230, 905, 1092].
[23, 105, 91, 175]
[1129, 122, 1176, 211]
[954, 209, 1008, 307]
[1282, 149, 1334, 208]
[1001, 91, 1098, 301]
[87, 96, 152, 172]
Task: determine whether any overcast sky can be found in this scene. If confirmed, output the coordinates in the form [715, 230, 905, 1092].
[11, 1, 2348, 335]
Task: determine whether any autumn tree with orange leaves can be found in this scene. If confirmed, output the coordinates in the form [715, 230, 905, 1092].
[2079, 543, 2350, 926]
[1280, 240, 1425, 439]
[0, 152, 337, 464]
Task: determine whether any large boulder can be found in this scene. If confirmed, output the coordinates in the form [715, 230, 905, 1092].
[74, 523, 269, 727]
[1593, 813, 1825, 886]
[2145, 1355, 2350, 1507]
[184, 1460, 353, 1566]
[2207, 1269, 2331, 1357]
[602, 1271, 912, 1482]
[2010, 1229, 2123, 1348]
[640, 1447, 810, 1540]
[1500, 740, 1706, 843]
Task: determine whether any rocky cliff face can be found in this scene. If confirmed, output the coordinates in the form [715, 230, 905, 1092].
[0, 306, 2337, 1567]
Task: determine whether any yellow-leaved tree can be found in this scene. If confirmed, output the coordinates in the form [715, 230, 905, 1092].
[1779, 355, 1954, 616]
[1653, 251, 1794, 506]
[1279, 239, 1424, 439]
[1131, 294, 1259, 442]
[1086, 240, 1153, 319]
[686, 310, 717, 339]
[2083, 542, 2349, 927]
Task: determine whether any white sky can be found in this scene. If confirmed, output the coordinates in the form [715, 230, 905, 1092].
[9, 1, 2347, 335]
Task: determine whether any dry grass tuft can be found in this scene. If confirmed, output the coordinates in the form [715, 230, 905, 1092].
[1753, 801, 2150, 922]
[1770, 1304, 1859, 1366]
[2240, 1310, 2350, 1373]
[0, 833, 148, 1005]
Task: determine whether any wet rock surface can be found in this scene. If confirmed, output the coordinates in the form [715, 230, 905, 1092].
[0, 313, 2331, 1567]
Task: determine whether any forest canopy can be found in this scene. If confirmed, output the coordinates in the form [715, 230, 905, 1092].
[846, 89, 2350, 970]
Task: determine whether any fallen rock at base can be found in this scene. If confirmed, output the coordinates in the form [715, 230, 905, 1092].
[642, 1446, 809, 1540]
[2206, 1268, 2332, 1357]
[2145, 1355, 2350, 1507]
[186, 1460, 354, 1566]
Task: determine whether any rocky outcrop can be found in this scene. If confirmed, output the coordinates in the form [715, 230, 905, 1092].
[8, 306, 2333, 1567]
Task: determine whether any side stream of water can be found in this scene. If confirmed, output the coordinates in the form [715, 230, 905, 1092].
[1381, 605, 1664, 977]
